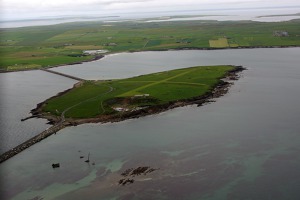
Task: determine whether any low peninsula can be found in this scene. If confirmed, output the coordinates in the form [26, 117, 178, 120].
[0, 65, 244, 163]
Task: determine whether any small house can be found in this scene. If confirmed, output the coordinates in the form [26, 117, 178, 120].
[273, 31, 289, 37]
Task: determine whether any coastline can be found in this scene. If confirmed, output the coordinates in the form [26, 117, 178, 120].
[0, 55, 104, 73]
[0, 65, 245, 163]
[0, 45, 299, 73]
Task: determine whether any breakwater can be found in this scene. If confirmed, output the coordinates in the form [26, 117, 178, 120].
[0, 124, 64, 163]
[41, 69, 84, 81]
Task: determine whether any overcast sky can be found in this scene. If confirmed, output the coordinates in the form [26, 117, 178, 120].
[1, 0, 300, 20]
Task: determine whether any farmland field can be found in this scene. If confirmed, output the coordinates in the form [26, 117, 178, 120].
[1, 19, 300, 71]
[209, 38, 229, 47]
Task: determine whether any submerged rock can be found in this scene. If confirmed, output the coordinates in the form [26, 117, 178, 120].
[52, 163, 60, 168]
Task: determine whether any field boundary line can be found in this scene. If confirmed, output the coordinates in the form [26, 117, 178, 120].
[165, 81, 207, 86]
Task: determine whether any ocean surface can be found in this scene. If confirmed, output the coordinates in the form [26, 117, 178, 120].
[1, 7, 300, 28]
[0, 71, 77, 154]
[1, 48, 300, 199]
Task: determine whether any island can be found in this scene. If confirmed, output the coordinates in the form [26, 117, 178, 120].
[33, 65, 244, 124]
[0, 65, 245, 163]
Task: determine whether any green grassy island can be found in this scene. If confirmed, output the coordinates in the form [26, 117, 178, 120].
[33, 65, 244, 124]
[1, 65, 244, 163]
[1, 19, 300, 71]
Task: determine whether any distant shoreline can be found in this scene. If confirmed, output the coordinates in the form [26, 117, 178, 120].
[1, 8, 299, 28]
[0, 55, 105, 73]
[0, 46, 298, 74]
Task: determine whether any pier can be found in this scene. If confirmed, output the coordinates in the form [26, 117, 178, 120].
[41, 68, 84, 81]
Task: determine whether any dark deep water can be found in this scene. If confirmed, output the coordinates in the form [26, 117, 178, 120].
[0, 70, 77, 154]
[0, 48, 300, 200]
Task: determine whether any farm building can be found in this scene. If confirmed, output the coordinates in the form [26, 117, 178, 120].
[273, 31, 289, 37]
[83, 50, 108, 55]
[133, 94, 150, 97]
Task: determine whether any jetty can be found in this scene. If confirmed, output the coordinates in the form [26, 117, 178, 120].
[41, 68, 84, 81]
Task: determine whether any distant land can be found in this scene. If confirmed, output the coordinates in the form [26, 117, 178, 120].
[257, 13, 300, 18]
[1, 19, 300, 72]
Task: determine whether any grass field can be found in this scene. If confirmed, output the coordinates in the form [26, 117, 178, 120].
[1, 19, 300, 71]
[42, 65, 234, 118]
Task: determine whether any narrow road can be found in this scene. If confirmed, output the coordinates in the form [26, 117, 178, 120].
[60, 83, 114, 121]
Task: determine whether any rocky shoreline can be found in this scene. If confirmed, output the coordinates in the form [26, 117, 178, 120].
[59, 66, 245, 125]
[31, 65, 245, 126]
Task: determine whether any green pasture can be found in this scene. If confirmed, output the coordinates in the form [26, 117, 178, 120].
[42, 65, 234, 118]
[1, 19, 300, 71]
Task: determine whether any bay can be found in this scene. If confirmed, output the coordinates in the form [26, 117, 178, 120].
[1, 48, 300, 199]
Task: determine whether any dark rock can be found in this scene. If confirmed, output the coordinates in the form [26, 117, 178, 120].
[52, 163, 60, 168]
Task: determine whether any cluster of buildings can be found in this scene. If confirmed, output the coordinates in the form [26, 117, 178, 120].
[273, 31, 289, 37]
[82, 49, 109, 55]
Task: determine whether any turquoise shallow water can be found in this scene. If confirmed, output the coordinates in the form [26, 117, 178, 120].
[1, 48, 300, 200]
